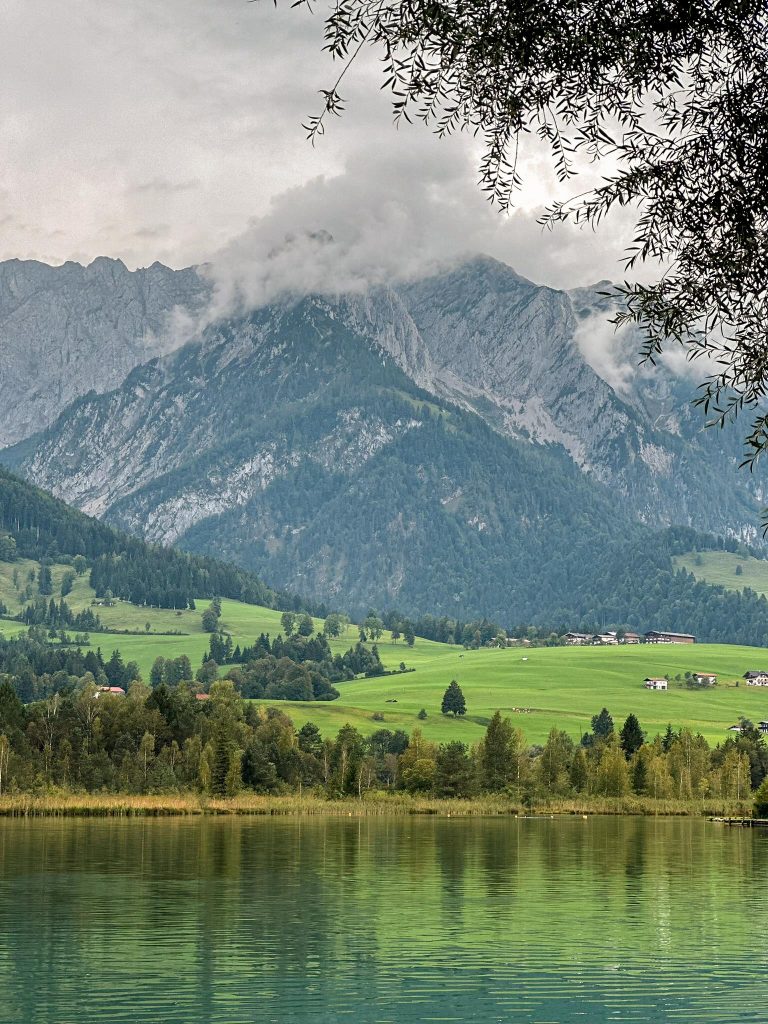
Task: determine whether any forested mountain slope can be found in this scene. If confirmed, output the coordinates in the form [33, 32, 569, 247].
[395, 258, 761, 537]
[0, 466, 277, 610]
[4, 295, 768, 640]
[1, 254, 762, 542]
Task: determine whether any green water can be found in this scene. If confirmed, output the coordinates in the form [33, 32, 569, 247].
[0, 815, 765, 1023]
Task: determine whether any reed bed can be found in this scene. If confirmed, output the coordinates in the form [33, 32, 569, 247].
[0, 791, 751, 818]
[531, 795, 752, 817]
[0, 792, 517, 818]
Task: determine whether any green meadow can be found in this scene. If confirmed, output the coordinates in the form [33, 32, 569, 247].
[674, 548, 768, 596]
[282, 641, 768, 745]
[3, 558, 768, 744]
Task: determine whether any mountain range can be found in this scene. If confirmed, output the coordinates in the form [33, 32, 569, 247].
[1, 252, 766, 628]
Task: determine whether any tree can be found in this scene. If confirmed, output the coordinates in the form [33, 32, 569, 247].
[754, 777, 768, 818]
[662, 724, 677, 753]
[0, 535, 17, 562]
[401, 757, 437, 792]
[591, 708, 614, 743]
[0, 734, 10, 796]
[569, 747, 589, 793]
[297, 722, 323, 756]
[38, 563, 53, 596]
[323, 613, 342, 638]
[138, 732, 156, 790]
[595, 739, 630, 797]
[72, 555, 88, 576]
[632, 753, 649, 796]
[60, 570, 75, 597]
[417, 708, 427, 720]
[201, 604, 220, 633]
[105, 650, 126, 687]
[211, 742, 231, 797]
[289, 0, 768, 468]
[0, 682, 24, 736]
[280, 611, 296, 636]
[736, 564, 743, 577]
[363, 615, 384, 641]
[297, 613, 314, 637]
[196, 660, 218, 688]
[441, 680, 466, 717]
[538, 728, 574, 794]
[480, 711, 523, 792]
[620, 714, 645, 759]
[435, 741, 475, 797]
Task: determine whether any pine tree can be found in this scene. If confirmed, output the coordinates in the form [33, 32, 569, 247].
[620, 713, 645, 758]
[105, 650, 126, 687]
[211, 742, 230, 796]
[591, 707, 614, 742]
[632, 755, 648, 795]
[38, 563, 53, 596]
[441, 680, 466, 716]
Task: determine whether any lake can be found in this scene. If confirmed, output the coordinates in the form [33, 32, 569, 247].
[0, 815, 765, 1023]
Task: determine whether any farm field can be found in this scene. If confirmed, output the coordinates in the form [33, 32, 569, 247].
[283, 641, 768, 745]
[3, 557, 768, 745]
[674, 549, 768, 596]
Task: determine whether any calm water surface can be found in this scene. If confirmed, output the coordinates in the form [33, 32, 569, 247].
[0, 815, 765, 1023]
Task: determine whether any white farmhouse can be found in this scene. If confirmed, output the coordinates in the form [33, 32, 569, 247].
[644, 677, 668, 691]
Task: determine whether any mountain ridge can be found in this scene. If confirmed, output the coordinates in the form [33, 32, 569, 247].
[2, 251, 767, 625]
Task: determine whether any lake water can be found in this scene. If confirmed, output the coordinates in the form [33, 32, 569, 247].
[0, 815, 765, 1023]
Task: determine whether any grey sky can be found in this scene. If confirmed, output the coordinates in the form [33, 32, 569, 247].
[1, 0, 634, 288]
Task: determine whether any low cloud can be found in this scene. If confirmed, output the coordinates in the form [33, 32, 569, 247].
[197, 136, 638, 331]
[574, 307, 717, 396]
[574, 313, 640, 395]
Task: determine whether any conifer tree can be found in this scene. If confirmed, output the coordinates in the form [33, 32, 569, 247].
[441, 680, 466, 717]
[211, 742, 230, 797]
[620, 714, 645, 759]
[591, 708, 614, 742]
[480, 711, 513, 791]
[632, 754, 648, 795]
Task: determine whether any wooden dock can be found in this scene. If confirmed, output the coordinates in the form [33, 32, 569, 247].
[709, 817, 768, 827]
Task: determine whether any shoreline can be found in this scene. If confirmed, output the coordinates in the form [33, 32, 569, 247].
[0, 793, 753, 818]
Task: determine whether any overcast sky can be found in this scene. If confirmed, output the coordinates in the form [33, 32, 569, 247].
[0, 0, 635, 289]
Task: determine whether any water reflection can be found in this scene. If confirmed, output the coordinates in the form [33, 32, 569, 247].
[0, 816, 766, 1022]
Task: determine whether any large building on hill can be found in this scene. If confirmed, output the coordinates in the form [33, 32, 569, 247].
[645, 630, 696, 644]
[564, 632, 592, 645]
[745, 671, 768, 686]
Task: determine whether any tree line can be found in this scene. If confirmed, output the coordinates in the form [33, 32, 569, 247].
[0, 673, 763, 805]
[0, 466, 319, 614]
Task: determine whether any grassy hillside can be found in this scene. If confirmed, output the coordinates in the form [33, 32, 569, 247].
[674, 549, 768, 596]
[283, 642, 768, 746]
[3, 557, 768, 746]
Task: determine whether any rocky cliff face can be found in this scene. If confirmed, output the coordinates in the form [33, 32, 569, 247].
[394, 258, 762, 538]
[0, 256, 207, 446]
